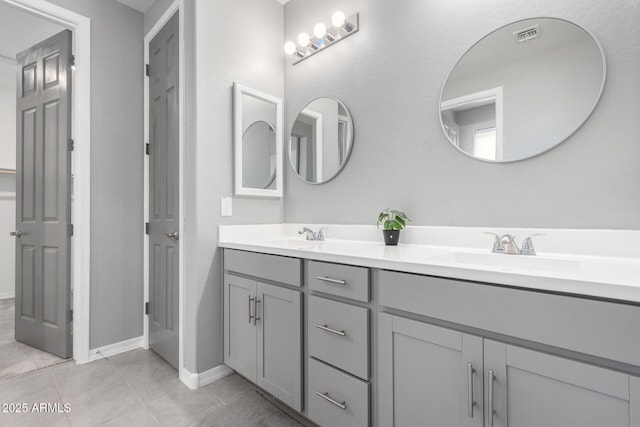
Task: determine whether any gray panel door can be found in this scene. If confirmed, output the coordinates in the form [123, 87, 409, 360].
[484, 339, 636, 427]
[14, 30, 72, 359]
[148, 12, 179, 369]
[223, 274, 257, 382]
[378, 313, 483, 427]
[256, 282, 302, 410]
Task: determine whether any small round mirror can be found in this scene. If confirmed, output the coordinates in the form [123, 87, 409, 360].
[440, 17, 606, 162]
[289, 97, 354, 184]
[242, 120, 276, 189]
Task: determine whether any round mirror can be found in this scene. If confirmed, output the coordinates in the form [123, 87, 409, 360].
[440, 18, 606, 162]
[289, 98, 354, 184]
[242, 120, 276, 189]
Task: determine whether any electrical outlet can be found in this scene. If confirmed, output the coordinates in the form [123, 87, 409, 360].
[221, 196, 233, 217]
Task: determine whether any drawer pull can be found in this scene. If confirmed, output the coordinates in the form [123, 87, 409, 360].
[315, 324, 347, 336]
[316, 276, 347, 285]
[316, 391, 347, 410]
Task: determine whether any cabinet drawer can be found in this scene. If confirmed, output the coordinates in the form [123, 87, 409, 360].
[308, 358, 369, 427]
[309, 296, 369, 379]
[379, 270, 640, 367]
[308, 260, 369, 302]
[224, 249, 301, 287]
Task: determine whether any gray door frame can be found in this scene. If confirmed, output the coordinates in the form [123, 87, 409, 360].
[143, 0, 187, 387]
[4, 0, 92, 364]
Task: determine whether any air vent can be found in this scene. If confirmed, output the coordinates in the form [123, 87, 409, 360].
[513, 25, 541, 43]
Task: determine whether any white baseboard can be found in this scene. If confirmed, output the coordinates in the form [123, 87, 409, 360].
[87, 336, 143, 362]
[181, 364, 234, 390]
[0, 292, 15, 300]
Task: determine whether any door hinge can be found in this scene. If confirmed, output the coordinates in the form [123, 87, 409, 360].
[68, 310, 73, 322]
[145, 64, 150, 77]
[145, 222, 150, 235]
[70, 55, 75, 69]
[145, 302, 149, 315]
[68, 139, 74, 151]
[145, 143, 150, 155]
[69, 224, 74, 236]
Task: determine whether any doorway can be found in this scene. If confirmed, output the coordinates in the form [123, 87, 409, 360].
[144, 1, 185, 380]
[0, 3, 69, 377]
[0, 0, 91, 365]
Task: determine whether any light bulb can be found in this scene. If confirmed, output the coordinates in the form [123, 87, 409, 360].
[284, 41, 296, 55]
[297, 32, 310, 47]
[332, 11, 346, 28]
[313, 22, 327, 38]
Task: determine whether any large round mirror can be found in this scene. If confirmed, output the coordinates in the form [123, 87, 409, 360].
[440, 18, 606, 162]
[242, 120, 276, 189]
[289, 98, 354, 184]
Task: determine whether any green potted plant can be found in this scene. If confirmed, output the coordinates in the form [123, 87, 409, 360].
[377, 208, 411, 246]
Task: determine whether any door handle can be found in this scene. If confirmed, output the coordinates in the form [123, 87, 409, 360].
[488, 369, 496, 427]
[164, 231, 179, 241]
[467, 362, 476, 418]
[10, 230, 22, 238]
[248, 296, 255, 324]
[253, 299, 261, 325]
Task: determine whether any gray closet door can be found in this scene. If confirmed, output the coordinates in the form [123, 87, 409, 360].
[484, 340, 638, 427]
[148, 12, 179, 369]
[378, 313, 484, 427]
[256, 282, 302, 411]
[14, 30, 72, 359]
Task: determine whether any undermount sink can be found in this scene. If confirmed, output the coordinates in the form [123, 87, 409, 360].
[428, 251, 582, 274]
[256, 239, 357, 251]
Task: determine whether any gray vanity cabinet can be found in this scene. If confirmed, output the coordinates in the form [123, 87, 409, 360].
[224, 275, 302, 410]
[484, 340, 640, 427]
[379, 313, 640, 427]
[223, 250, 303, 411]
[378, 313, 484, 427]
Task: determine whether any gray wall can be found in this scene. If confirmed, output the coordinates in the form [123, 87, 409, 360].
[144, 0, 173, 35]
[283, 0, 640, 229]
[47, 0, 144, 348]
[190, 0, 284, 372]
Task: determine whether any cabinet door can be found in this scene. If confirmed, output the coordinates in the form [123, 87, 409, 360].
[378, 313, 483, 427]
[484, 340, 638, 427]
[256, 282, 302, 410]
[223, 274, 256, 381]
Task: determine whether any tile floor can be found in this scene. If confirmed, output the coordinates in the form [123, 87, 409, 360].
[0, 348, 307, 426]
[0, 299, 67, 380]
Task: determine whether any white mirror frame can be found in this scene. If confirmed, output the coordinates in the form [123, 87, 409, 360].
[234, 82, 283, 197]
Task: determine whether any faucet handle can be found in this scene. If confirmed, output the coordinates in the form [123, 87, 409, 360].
[521, 233, 545, 256]
[316, 228, 326, 241]
[483, 232, 502, 253]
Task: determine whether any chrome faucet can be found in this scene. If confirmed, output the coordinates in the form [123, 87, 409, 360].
[520, 233, 545, 256]
[298, 227, 325, 241]
[484, 232, 544, 255]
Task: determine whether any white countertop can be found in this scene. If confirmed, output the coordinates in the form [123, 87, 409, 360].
[218, 224, 640, 303]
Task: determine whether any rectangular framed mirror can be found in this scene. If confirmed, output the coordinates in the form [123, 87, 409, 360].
[234, 82, 283, 197]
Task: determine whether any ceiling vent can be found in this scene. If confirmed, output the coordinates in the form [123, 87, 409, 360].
[513, 25, 541, 43]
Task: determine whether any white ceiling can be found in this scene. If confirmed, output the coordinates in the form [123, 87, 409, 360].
[115, 0, 288, 13]
[115, 0, 156, 13]
[0, 3, 66, 59]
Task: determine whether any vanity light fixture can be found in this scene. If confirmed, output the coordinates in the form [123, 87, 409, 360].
[284, 10, 359, 65]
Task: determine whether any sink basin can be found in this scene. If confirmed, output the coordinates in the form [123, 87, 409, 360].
[428, 251, 581, 274]
[255, 239, 358, 251]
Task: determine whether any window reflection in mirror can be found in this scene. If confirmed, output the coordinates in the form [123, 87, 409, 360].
[440, 18, 606, 162]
